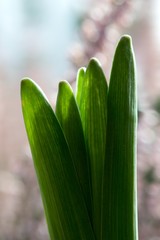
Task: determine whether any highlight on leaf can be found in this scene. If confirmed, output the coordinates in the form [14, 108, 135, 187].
[21, 35, 138, 240]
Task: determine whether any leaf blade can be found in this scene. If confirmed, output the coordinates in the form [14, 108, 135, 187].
[102, 35, 138, 240]
[76, 59, 108, 239]
[21, 78, 95, 240]
[76, 67, 86, 106]
[55, 80, 92, 219]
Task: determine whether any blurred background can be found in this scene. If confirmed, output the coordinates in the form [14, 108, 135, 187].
[0, 0, 160, 239]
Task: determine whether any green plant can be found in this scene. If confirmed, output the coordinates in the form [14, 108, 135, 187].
[21, 35, 138, 240]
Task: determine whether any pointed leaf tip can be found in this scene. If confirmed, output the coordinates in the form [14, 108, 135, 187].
[88, 57, 102, 69]
[58, 80, 73, 94]
[89, 57, 101, 64]
[120, 34, 132, 42]
[76, 67, 86, 105]
[117, 35, 133, 53]
[21, 78, 36, 90]
[21, 78, 50, 109]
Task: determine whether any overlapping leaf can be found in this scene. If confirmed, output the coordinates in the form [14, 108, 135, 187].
[21, 79, 95, 240]
[21, 35, 138, 240]
[76, 59, 108, 239]
[55, 80, 92, 218]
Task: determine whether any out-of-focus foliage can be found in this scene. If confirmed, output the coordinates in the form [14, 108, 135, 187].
[69, 0, 142, 79]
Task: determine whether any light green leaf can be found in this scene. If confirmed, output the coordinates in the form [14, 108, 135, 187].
[76, 67, 86, 106]
[21, 79, 95, 240]
[76, 59, 108, 239]
[102, 35, 138, 240]
[55, 80, 92, 219]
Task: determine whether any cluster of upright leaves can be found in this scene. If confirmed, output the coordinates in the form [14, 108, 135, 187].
[21, 35, 138, 240]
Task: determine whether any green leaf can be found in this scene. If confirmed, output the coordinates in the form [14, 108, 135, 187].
[76, 67, 86, 106]
[102, 35, 138, 240]
[55, 80, 92, 219]
[21, 79, 95, 240]
[76, 59, 108, 239]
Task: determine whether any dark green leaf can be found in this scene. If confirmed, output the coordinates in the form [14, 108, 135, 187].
[55, 80, 92, 218]
[102, 35, 138, 240]
[76, 59, 108, 239]
[21, 79, 95, 240]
